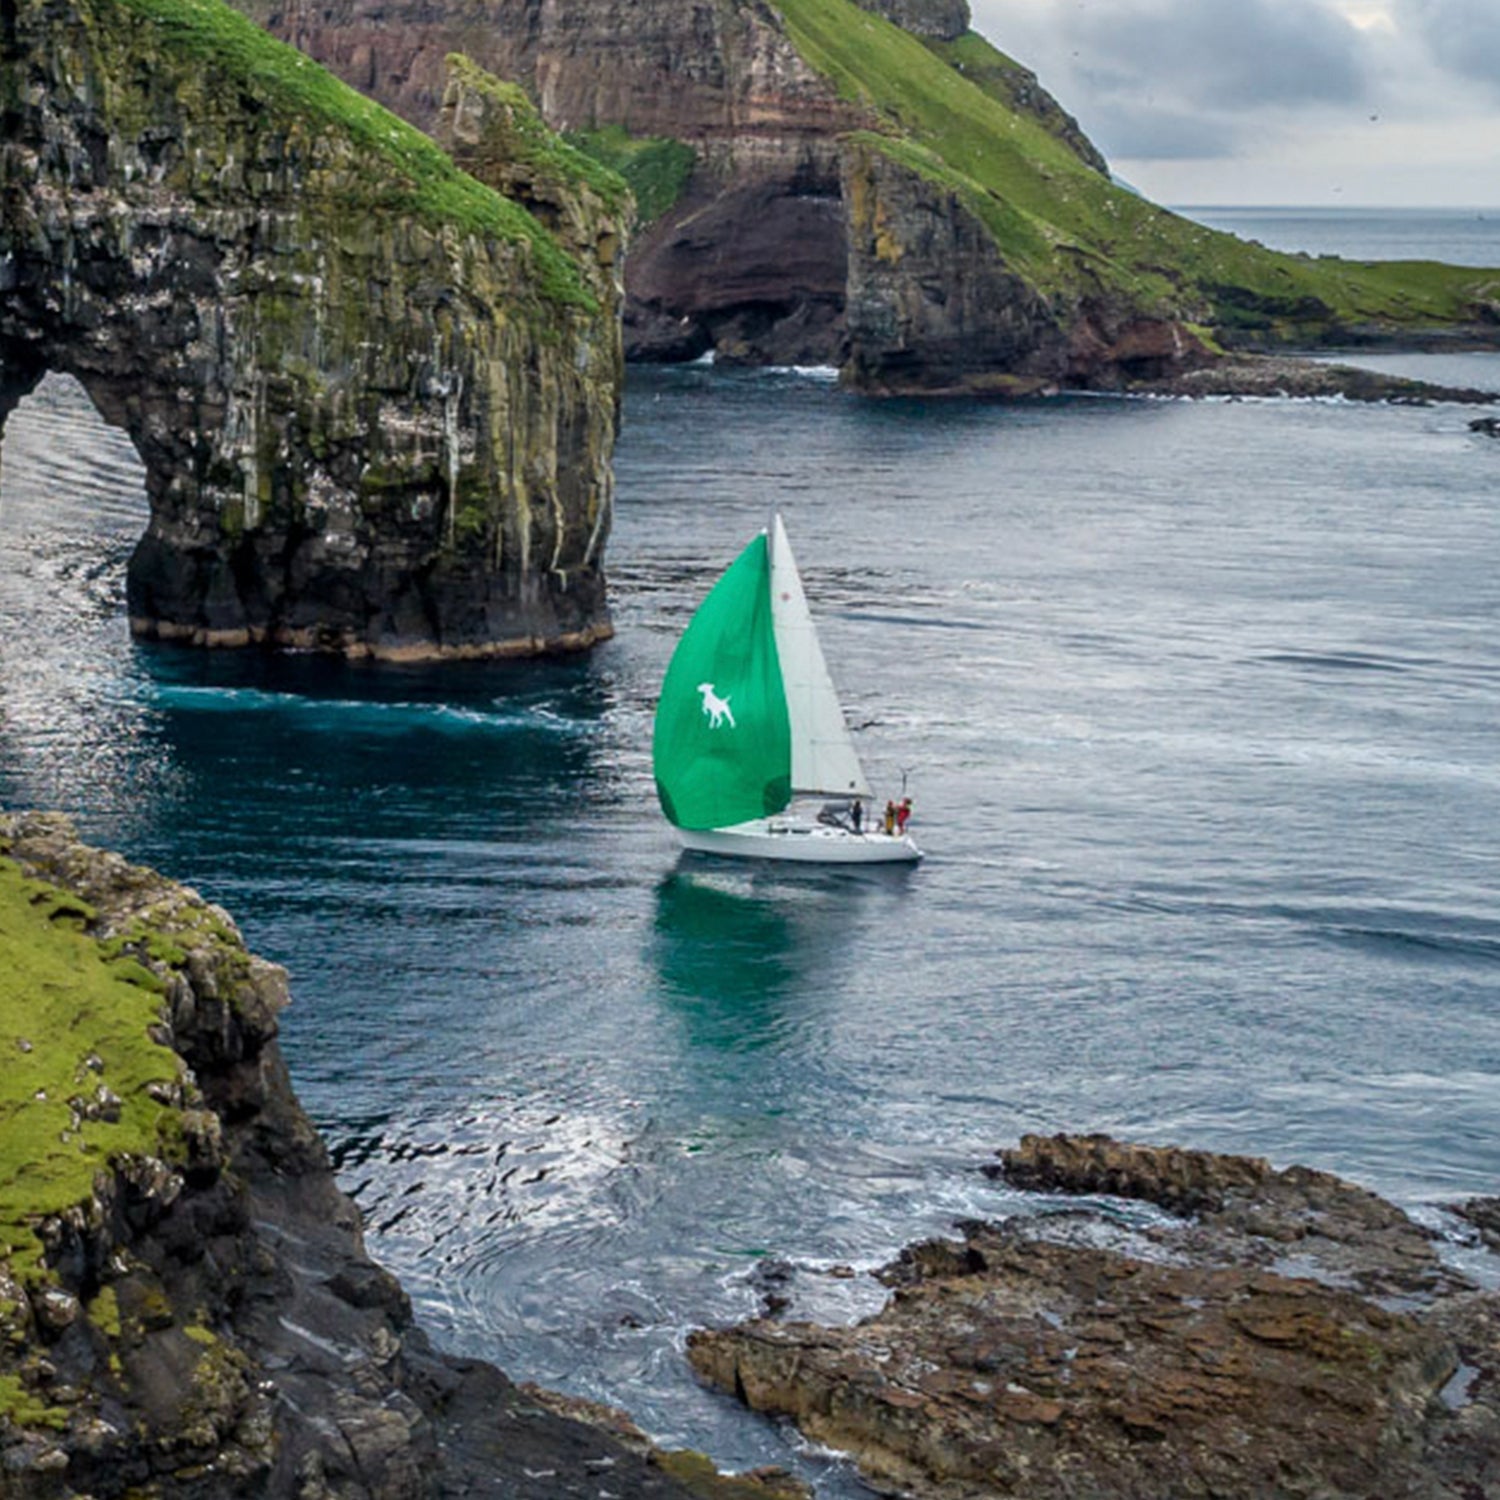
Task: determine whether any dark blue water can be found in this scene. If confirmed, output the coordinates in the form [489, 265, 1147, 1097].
[3, 213, 1499, 1480]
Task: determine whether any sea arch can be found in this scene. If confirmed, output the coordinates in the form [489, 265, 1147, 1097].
[0, 0, 625, 659]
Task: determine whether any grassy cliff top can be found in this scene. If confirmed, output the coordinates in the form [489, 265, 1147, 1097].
[444, 55, 633, 214]
[0, 858, 182, 1286]
[776, 0, 1499, 330]
[104, 0, 596, 308]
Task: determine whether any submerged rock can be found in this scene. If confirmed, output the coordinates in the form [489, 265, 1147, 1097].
[1131, 355, 1499, 406]
[689, 1133, 1500, 1500]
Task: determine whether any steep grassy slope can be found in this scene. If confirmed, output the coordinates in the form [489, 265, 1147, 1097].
[920, 29, 1108, 175]
[110, 0, 594, 307]
[564, 125, 696, 227]
[777, 0, 1499, 340]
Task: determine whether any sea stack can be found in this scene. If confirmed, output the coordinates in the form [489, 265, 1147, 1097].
[0, 0, 627, 659]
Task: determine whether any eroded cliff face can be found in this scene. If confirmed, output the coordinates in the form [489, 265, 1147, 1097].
[841, 138, 1068, 395]
[0, 0, 625, 658]
[232, 0, 1499, 396]
[0, 812, 806, 1498]
[233, 0, 1117, 376]
[842, 139, 1215, 395]
[239, 0, 868, 365]
[851, 0, 968, 38]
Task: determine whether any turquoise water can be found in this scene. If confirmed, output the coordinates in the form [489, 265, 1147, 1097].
[3, 215, 1500, 1480]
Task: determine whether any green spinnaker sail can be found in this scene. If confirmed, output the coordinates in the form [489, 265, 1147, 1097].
[653, 533, 792, 830]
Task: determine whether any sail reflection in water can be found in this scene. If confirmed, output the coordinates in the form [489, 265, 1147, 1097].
[651, 865, 918, 1054]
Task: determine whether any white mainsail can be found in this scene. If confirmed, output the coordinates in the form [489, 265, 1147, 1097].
[768, 514, 872, 800]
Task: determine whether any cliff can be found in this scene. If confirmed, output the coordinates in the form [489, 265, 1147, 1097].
[0, 0, 626, 658]
[227, 0, 1500, 394]
[0, 812, 812, 1499]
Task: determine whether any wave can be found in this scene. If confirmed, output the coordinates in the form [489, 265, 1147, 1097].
[1321, 923, 1500, 965]
[145, 682, 594, 736]
[1256, 648, 1410, 674]
[760, 364, 841, 381]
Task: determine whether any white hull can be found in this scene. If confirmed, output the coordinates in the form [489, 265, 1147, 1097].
[676, 816, 923, 865]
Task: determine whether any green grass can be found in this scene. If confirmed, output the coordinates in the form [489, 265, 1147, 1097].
[775, 0, 1500, 332]
[446, 56, 631, 215]
[106, 0, 596, 308]
[565, 125, 697, 226]
[0, 859, 183, 1286]
[920, 30, 1107, 173]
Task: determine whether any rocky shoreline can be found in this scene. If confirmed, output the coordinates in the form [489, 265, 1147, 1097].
[5, 815, 1499, 1498]
[1126, 353, 1500, 406]
[690, 1134, 1500, 1500]
[814, 349, 1499, 405]
[0, 813, 793, 1499]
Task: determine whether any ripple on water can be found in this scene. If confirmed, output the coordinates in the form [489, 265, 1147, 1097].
[4, 354, 1500, 1486]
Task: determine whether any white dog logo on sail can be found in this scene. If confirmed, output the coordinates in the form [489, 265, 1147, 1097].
[697, 682, 735, 729]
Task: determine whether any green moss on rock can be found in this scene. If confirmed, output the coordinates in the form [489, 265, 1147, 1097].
[0, 1372, 69, 1430]
[0, 860, 182, 1285]
[6, 0, 624, 657]
[446, 55, 630, 215]
[113, 0, 594, 309]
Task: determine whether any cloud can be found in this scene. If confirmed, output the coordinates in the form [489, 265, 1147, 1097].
[967, 0, 1500, 204]
[1072, 102, 1239, 162]
[1395, 0, 1500, 95]
[969, 0, 1379, 161]
[1084, 0, 1369, 110]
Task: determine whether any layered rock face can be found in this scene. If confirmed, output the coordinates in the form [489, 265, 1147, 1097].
[842, 138, 1073, 395]
[0, 0, 624, 658]
[233, 0, 1499, 394]
[689, 1133, 1500, 1500]
[234, 0, 1117, 376]
[851, 0, 969, 38]
[240, 0, 869, 366]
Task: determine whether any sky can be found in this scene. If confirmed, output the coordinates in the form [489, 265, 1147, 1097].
[968, 0, 1500, 206]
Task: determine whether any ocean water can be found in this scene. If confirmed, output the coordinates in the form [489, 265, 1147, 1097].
[2, 212, 1499, 1483]
[1175, 205, 1500, 269]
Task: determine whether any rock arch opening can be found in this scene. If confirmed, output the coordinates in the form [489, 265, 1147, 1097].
[0, 371, 150, 553]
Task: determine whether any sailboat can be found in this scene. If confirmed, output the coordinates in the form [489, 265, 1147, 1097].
[652, 514, 922, 864]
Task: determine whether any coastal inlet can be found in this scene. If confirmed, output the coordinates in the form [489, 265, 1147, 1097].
[1, 325, 1499, 1481]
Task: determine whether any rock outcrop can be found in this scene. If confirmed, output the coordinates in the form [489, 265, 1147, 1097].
[239, 0, 869, 368]
[0, 811, 811, 1498]
[852, 0, 969, 39]
[232, 0, 1500, 394]
[689, 1133, 1500, 1500]
[0, 0, 625, 659]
